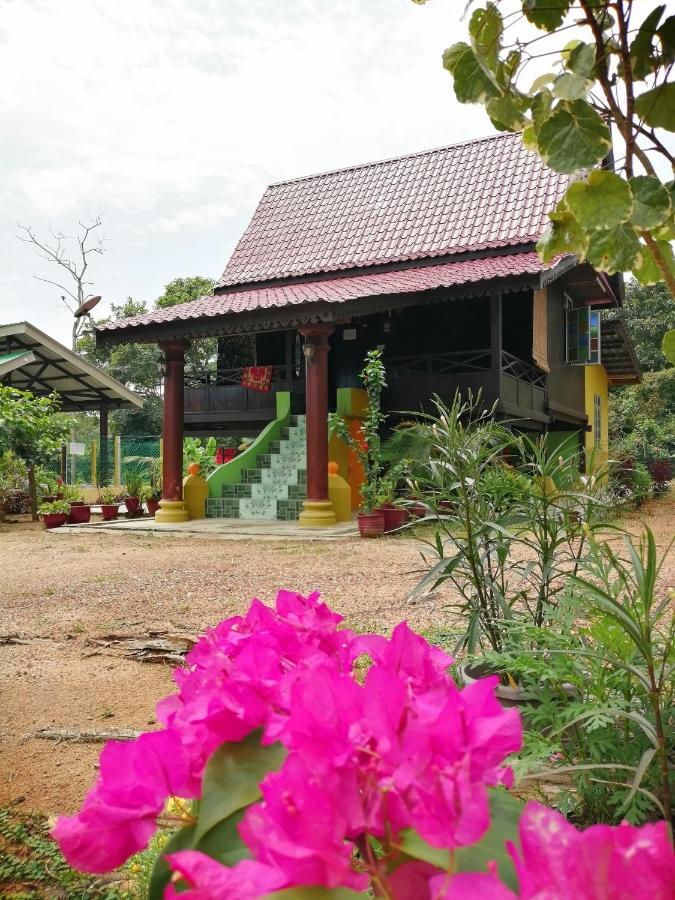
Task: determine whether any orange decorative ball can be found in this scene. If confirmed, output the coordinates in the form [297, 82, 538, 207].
[328, 461, 339, 475]
[187, 462, 201, 476]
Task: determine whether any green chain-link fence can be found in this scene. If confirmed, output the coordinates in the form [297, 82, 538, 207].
[44, 435, 162, 487]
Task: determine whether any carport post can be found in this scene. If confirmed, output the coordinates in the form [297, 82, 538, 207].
[99, 404, 109, 486]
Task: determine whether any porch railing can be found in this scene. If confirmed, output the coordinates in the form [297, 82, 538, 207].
[385, 349, 492, 377]
[184, 365, 297, 388]
[500, 351, 547, 388]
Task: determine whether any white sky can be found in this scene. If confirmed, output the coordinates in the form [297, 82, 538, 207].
[0, 0, 495, 345]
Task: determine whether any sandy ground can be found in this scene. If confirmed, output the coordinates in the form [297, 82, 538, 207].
[0, 494, 673, 815]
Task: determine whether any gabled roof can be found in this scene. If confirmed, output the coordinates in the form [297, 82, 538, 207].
[0, 322, 144, 410]
[216, 132, 569, 288]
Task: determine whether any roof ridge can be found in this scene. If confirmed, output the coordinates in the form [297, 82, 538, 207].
[267, 132, 521, 189]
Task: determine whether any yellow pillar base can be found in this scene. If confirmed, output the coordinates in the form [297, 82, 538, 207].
[299, 499, 337, 527]
[155, 499, 190, 523]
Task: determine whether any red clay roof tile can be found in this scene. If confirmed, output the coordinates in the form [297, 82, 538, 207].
[98, 251, 569, 333]
[216, 133, 568, 288]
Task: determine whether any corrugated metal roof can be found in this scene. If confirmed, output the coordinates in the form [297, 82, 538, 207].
[216, 132, 569, 288]
[98, 251, 570, 333]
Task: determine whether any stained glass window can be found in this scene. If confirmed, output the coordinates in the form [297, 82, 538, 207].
[566, 306, 600, 365]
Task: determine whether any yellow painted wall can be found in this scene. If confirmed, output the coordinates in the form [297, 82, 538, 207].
[328, 387, 367, 510]
[584, 364, 609, 470]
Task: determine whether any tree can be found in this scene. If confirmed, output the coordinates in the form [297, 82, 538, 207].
[18, 217, 105, 349]
[415, 1, 674, 295]
[155, 275, 216, 373]
[619, 280, 675, 372]
[0, 387, 69, 520]
[76, 276, 216, 435]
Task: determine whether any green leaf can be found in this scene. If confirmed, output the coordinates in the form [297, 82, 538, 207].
[530, 90, 553, 130]
[530, 72, 555, 91]
[629, 176, 671, 229]
[537, 209, 588, 263]
[469, 3, 503, 70]
[486, 95, 527, 132]
[630, 6, 665, 80]
[586, 224, 641, 273]
[564, 41, 596, 78]
[523, 0, 570, 32]
[566, 171, 633, 231]
[196, 808, 250, 867]
[195, 731, 286, 842]
[449, 46, 501, 103]
[537, 100, 611, 173]
[552, 73, 590, 101]
[266, 889, 364, 899]
[456, 790, 523, 891]
[635, 83, 675, 131]
[442, 41, 470, 74]
[663, 329, 675, 364]
[398, 830, 451, 870]
[634, 239, 675, 285]
[148, 825, 196, 900]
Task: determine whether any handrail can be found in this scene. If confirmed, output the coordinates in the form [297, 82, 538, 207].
[500, 351, 547, 388]
[185, 365, 295, 388]
[385, 349, 492, 376]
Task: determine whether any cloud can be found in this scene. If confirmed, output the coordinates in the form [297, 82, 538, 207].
[0, 0, 490, 343]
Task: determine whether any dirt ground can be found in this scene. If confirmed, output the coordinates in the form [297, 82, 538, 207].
[1, 494, 673, 816]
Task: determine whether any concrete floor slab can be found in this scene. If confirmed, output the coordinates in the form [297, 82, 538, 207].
[53, 517, 358, 541]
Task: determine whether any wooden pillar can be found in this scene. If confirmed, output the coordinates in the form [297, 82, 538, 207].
[298, 323, 336, 527]
[155, 340, 190, 523]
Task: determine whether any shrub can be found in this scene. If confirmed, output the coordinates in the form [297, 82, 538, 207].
[647, 457, 673, 492]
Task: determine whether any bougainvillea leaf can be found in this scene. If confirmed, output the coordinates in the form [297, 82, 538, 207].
[586, 224, 642, 273]
[266, 889, 364, 899]
[523, 0, 571, 32]
[195, 808, 250, 867]
[566, 171, 633, 231]
[148, 825, 196, 900]
[537, 99, 611, 173]
[195, 730, 286, 842]
[456, 790, 523, 891]
[630, 176, 672, 229]
[635, 82, 675, 131]
[537, 208, 588, 263]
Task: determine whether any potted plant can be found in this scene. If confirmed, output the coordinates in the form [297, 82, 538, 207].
[63, 485, 91, 524]
[38, 498, 71, 529]
[375, 460, 410, 533]
[98, 486, 121, 520]
[329, 349, 387, 538]
[123, 469, 144, 515]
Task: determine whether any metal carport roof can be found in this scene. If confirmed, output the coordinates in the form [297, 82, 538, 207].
[0, 321, 143, 411]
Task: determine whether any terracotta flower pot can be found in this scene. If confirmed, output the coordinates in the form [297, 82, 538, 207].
[41, 495, 56, 504]
[68, 504, 91, 524]
[409, 501, 427, 519]
[43, 512, 67, 529]
[379, 506, 409, 532]
[69, 500, 84, 507]
[357, 511, 385, 538]
[125, 496, 140, 514]
[146, 497, 160, 516]
[101, 504, 120, 521]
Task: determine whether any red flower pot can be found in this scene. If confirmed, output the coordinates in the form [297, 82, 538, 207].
[68, 504, 91, 524]
[378, 506, 409, 532]
[101, 504, 120, 521]
[146, 497, 160, 517]
[357, 511, 385, 538]
[43, 512, 67, 529]
[409, 501, 427, 519]
[125, 496, 140, 514]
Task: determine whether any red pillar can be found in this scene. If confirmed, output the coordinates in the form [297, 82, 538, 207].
[156, 339, 190, 523]
[298, 323, 337, 526]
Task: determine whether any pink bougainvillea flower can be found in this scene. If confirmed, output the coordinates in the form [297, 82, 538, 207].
[165, 851, 285, 899]
[239, 755, 367, 892]
[431, 868, 517, 900]
[53, 729, 195, 873]
[389, 860, 444, 899]
[510, 802, 675, 900]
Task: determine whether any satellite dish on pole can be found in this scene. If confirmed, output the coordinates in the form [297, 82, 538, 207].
[74, 295, 101, 318]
